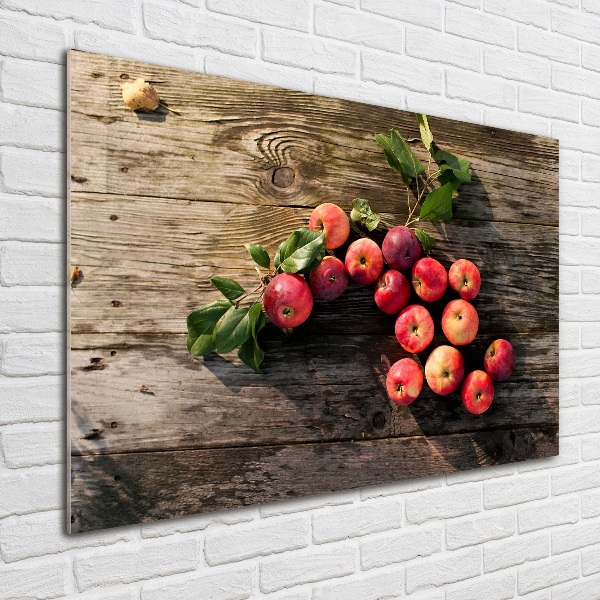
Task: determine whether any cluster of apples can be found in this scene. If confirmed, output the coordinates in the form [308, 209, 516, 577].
[262, 202, 515, 415]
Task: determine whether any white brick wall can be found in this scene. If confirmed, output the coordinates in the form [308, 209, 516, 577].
[1, 1, 599, 598]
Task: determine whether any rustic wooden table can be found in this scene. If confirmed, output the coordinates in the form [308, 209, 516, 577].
[69, 51, 559, 533]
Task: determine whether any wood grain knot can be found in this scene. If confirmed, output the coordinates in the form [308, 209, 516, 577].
[272, 167, 295, 188]
[372, 412, 386, 429]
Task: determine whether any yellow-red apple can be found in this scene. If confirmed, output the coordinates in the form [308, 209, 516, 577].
[382, 225, 421, 270]
[484, 339, 516, 381]
[412, 257, 447, 302]
[425, 345, 465, 395]
[461, 370, 495, 414]
[374, 269, 411, 315]
[394, 304, 434, 354]
[448, 259, 481, 301]
[344, 238, 384, 285]
[386, 358, 423, 405]
[264, 273, 313, 328]
[441, 299, 479, 346]
[308, 203, 350, 250]
[309, 256, 348, 300]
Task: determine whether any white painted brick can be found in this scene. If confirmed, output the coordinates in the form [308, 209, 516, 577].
[313, 75, 403, 109]
[582, 99, 600, 127]
[446, 5, 515, 48]
[561, 348, 600, 377]
[552, 8, 600, 45]
[0, 195, 63, 242]
[560, 266, 580, 295]
[518, 86, 579, 122]
[406, 93, 482, 124]
[553, 122, 600, 154]
[205, 516, 308, 565]
[260, 490, 355, 517]
[552, 577, 600, 600]
[446, 70, 515, 109]
[517, 26, 580, 66]
[547, 0, 579, 6]
[0, 333, 64, 376]
[260, 544, 356, 593]
[560, 181, 600, 209]
[582, 325, 600, 349]
[518, 554, 579, 594]
[312, 569, 403, 600]
[553, 64, 600, 100]
[484, 473, 549, 508]
[0, 376, 62, 424]
[582, 0, 600, 16]
[263, 592, 310, 600]
[582, 546, 600, 575]
[553, 463, 600, 495]
[561, 238, 600, 266]
[0, 465, 61, 518]
[312, 499, 402, 543]
[446, 464, 514, 485]
[74, 29, 197, 71]
[314, 4, 403, 54]
[206, 0, 310, 32]
[484, 532, 549, 573]
[484, 0, 549, 28]
[143, 3, 257, 58]
[1, 150, 64, 197]
[262, 29, 356, 75]
[3, 0, 136, 33]
[0, 241, 63, 287]
[446, 510, 515, 550]
[483, 108, 549, 136]
[206, 54, 312, 93]
[74, 539, 199, 591]
[1, 422, 62, 468]
[0, 510, 132, 562]
[552, 520, 600, 554]
[449, 0, 481, 6]
[582, 267, 600, 293]
[560, 407, 600, 437]
[518, 496, 579, 533]
[0, 12, 66, 63]
[141, 565, 254, 600]
[75, 590, 137, 600]
[361, 477, 443, 501]
[518, 436, 579, 472]
[141, 506, 255, 538]
[582, 153, 600, 182]
[560, 323, 579, 350]
[361, 0, 443, 30]
[362, 51, 442, 94]
[560, 208, 580, 235]
[360, 525, 442, 569]
[446, 572, 515, 600]
[405, 548, 481, 594]
[560, 151, 581, 181]
[406, 29, 480, 71]
[581, 210, 600, 237]
[582, 490, 600, 518]
[0, 286, 63, 334]
[0, 59, 64, 111]
[406, 485, 481, 524]
[583, 43, 600, 72]
[484, 47, 549, 87]
[582, 378, 600, 404]
[0, 555, 68, 600]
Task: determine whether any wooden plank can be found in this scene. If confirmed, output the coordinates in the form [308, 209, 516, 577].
[69, 51, 558, 226]
[70, 194, 558, 337]
[70, 427, 558, 532]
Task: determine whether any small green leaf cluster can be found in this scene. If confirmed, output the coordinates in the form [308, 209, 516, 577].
[187, 228, 326, 373]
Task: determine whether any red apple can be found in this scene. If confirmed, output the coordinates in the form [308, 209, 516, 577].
[308, 203, 350, 250]
[309, 256, 348, 301]
[382, 226, 421, 271]
[264, 273, 313, 328]
[484, 339, 516, 381]
[424, 345, 465, 396]
[386, 358, 423, 405]
[374, 270, 411, 315]
[394, 304, 435, 354]
[344, 238, 384, 285]
[448, 259, 481, 301]
[412, 257, 447, 303]
[461, 370, 495, 414]
[441, 299, 479, 346]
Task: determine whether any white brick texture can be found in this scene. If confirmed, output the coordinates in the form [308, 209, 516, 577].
[1, 2, 600, 599]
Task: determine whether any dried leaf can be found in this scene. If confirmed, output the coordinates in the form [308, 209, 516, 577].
[119, 78, 161, 112]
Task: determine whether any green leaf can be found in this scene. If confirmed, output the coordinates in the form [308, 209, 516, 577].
[435, 149, 471, 185]
[245, 243, 270, 269]
[186, 300, 232, 356]
[375, 134, 412, 186]
[210, 277, 246, 303]
[274, 229, 326, 274]
[413, 228, 437, 254]
[350, 198, 381, 232]
[214, 307, 251, 354]
[238, 303, 267, 373]
[391, 129, 425, 179]
[416, 113, 434, 155]
[419, 182, 455, 221]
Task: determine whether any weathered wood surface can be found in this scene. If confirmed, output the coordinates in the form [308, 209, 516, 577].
[69, 51, 559, 532]
[71, 426, 558, 531]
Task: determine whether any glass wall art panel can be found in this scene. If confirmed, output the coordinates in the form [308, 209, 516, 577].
[68, 51, 558, 533]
